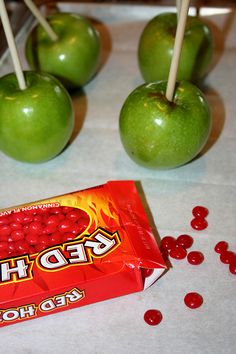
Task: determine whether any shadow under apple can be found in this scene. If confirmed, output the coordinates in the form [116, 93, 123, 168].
[88, 17, 112, 74]
[198, 84, 225, 156]
[182, 82, 225, 166]
[69, 88, 88, 145]
[200, 18, 224, 76]
[44, 87, 87, 160]
[202, 7, 235, 78]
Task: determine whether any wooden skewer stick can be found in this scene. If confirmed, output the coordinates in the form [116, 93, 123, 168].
[166, 0, 190, 102]
[24, 0, 58, 41]
[0, 0, 26, 90]
[176, 0, 182, 21]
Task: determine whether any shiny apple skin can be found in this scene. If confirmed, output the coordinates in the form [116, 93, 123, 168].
[119, 81, 211, 169]
[138, 13, 213, 83]
[25, 13, 101, 89]
[0, 71, 74, 163]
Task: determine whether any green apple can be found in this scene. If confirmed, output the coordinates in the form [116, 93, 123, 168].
[138, 13, 213, 83]
[25, 12, 101, 89]
[0, 71, 74, 163]
[119, 81, 211, 169]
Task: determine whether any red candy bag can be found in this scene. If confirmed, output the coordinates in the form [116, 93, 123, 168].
[0, 181, 166, 327]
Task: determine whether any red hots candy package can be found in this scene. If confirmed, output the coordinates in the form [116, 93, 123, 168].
[0, 181, 166, 327]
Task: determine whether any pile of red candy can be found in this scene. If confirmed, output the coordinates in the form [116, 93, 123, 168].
[144, 205, 236, 326]
[0, 206, 90, 259]
[214, 241, 236, 275]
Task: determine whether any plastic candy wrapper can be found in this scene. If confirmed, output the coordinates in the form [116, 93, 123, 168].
[0, 181, 166, 327]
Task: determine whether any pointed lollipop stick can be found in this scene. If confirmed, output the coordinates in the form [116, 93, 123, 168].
[165, 0, 190, 102]
[24, 0, 58, 41]
[0, 0, 26, 90]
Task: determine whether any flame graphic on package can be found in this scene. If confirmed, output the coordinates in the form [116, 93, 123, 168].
[71, 191, 121, 236]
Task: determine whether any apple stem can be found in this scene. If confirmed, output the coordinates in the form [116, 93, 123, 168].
[0, 0, 26, 90]
[24, 0, 58, 42]
[165, 0, 190, 102]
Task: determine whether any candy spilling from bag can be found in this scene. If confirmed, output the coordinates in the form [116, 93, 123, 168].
[0, 181, 166, 327]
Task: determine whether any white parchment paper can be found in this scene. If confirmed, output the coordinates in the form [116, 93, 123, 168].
[0, 3, 235, 354]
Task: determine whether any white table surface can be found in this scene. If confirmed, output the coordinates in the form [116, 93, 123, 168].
[0, 3, 235, 354]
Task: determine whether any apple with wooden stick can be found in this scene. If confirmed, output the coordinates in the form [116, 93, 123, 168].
[119, 0, 211, 169]
[138, 12, 213, 83]
[119, 81, 211, 169]
[0, 0, 74, 163]
[0, 71, 74, 163]
[24, 5, 101, 89]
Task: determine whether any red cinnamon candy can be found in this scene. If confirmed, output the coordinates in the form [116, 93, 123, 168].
[0, 181, 166, 327]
